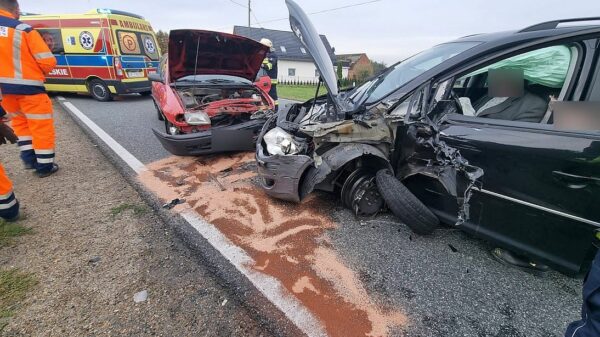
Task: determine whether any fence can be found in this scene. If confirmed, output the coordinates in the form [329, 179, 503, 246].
[279, 77, 363, 88]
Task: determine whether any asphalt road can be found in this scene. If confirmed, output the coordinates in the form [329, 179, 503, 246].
[64, 94, 583, 337]
[58, 93, 169, 164]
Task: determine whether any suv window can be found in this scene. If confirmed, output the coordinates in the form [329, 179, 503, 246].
[365, 42, 480, 104]
[453, 44, 578, 124]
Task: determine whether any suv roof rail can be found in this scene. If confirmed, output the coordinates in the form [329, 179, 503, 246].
[519, 17, 600, 32]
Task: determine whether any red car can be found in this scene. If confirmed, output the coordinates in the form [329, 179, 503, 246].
[149, 30, 275, 156]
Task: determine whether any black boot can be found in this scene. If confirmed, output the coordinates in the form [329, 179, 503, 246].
[37, 163, 59, 178]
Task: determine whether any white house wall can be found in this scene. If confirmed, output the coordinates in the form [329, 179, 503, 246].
[279, 60, 321, 83]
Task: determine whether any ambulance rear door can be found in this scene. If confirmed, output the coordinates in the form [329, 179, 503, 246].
[110, 16, 160, 80]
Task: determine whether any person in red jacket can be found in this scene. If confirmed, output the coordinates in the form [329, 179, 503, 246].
[0, 89, 20, 221]
[0, 0, 59, 177]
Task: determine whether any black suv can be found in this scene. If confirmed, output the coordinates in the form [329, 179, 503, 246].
[257, 1, 599, 276]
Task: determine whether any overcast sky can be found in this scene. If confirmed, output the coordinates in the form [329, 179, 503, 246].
[17, 0, 599, 64]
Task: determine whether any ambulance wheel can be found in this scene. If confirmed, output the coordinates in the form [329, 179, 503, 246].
[88, 79, 113, 102]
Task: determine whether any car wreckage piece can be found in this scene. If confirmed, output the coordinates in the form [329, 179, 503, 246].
[258, 91, 483, 229]
[150, 30, 276, 156]
[259, 1, 600, 274]
[396, 107, 485, 226]
[257, 0, 483, 228]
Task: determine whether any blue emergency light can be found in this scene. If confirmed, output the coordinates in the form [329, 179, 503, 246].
[95, 9, 145, 20]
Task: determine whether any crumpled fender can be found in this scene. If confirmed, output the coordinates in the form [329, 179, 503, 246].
[300, 143, 392, 199]
[398, 122, 484, 225]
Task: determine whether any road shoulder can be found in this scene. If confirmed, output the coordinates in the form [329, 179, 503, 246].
[0, 101, 274, 336]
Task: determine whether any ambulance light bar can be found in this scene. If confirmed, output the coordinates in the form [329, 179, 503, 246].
[95, 9, 145, 20]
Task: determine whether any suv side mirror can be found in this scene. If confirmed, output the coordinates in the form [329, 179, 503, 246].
[148, 72, 163, 83]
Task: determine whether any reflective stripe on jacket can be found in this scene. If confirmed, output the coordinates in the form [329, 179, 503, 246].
[0, 10, 57, 95]
[262, 52, 278, 81]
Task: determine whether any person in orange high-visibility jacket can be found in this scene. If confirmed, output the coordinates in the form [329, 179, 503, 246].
[0, 0, 59, 177]
[0, 89, 20, 221]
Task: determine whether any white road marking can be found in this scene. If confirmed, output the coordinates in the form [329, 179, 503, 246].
[57, 96, 66, 101]
[60, 99, 147, 174]
[182, 211, 328, 337]
[59, 97, 328, 337]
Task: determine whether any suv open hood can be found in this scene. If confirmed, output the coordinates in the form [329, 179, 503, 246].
[168, 30, 269, 83]
[286, 0, 341, 109]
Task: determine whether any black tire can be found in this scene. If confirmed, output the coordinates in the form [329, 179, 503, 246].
[154, 100, 164, 121]
[140, 91, 152, 96]
[376, 169, 439, 235]
[88, 79, 113, 102]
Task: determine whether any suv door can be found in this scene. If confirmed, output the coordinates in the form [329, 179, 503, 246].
[408, 38, 600, 275]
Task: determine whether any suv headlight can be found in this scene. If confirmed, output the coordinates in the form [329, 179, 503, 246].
[263, 127, 300, 156]
[184, 111, 211, 126]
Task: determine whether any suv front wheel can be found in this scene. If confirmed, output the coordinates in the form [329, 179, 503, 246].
[376, 169, 439, 235]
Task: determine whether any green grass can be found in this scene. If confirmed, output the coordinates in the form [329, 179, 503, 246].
[0, 219, 32, 247]
[110, 203, 149, 218]
[0, 269, 37, 331]
[277, 85, 328, 102]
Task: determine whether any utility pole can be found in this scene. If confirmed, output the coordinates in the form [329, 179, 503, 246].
[248, 0, 251, 27]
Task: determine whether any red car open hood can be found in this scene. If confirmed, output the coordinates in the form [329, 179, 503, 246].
[168, 30, 269, 83]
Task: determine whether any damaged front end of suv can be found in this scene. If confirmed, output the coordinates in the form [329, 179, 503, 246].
[256, 0, 483, 231]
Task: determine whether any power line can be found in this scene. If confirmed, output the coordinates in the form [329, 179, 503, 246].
[228, 0, 252, 27]
[228, 0, 246, 8]
[220, 0, 382, 30]
[253, 0, 382, 26]
[251, 9, 264, 28]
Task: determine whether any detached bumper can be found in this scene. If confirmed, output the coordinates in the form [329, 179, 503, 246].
[255, 141, 313, 203]
[153, 119, 266, 156]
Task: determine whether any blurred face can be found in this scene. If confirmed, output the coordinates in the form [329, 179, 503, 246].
[1, 2, 19, 18]
[42, 33, 55, 50]
[488, 68, 524, 98]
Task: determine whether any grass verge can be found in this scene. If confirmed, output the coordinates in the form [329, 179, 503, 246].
[0, 269, 37, 331]
[110, 203, 149, 218]
[0, 219, 32, 247]
[277, 85, 328, 102]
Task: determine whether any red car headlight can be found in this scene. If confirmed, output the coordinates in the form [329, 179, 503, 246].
[184, 111, 211, 126]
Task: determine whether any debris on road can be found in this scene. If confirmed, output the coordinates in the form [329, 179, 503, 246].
[209, 172, 226, 191]
[139, 153, 407, 337]
[162, 198, 186, 210]
[87, 256, 101, 265]
[133, 290, 148, 303]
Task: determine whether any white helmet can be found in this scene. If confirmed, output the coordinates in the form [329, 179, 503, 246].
[260, 38, 273, 49]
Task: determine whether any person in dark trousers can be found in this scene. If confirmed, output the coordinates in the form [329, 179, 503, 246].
[565, 240, 600, 337]
[260, 38, 279, 111]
